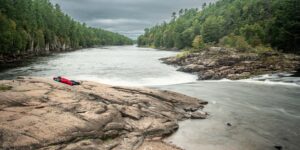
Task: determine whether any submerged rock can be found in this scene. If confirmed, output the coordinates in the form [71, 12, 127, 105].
[274, 145, 283, 150]
[0, 77, 207, 150]
[226, 123, 232, 127]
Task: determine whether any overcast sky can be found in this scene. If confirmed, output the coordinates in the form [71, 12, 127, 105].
[50, 0, 216, 39]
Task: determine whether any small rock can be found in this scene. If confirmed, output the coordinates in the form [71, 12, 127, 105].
[207, 61, 216, 67]
[274, 145, 283, 150]
[239, 72, 251, 78]
[120, 106, 142, 120]
[104, 130, 119, 138]
[183, 113, 191, 118]
[227, 74, 239, 80]
[95, 106, 107, 114]
[226, 123, 232, 126]
[132, 104, 141, 109]
[178, 64, 205, 72]
[104, 122, 124, 131]
[184, 106, 198, 112]
[80, 141, 91, 146]
[105, 142, 119, 150]
[209, 47, 224, 51]
[151, 137, 162, 141]
[191, 111, 207, 119]
[124, 124, 133, 131]
[199, 70, 215, 80]
[219, 66, 231, 71]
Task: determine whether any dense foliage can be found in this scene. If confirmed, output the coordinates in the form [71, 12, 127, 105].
[0, 0, 133, 55]
[138, 0, 299, 53]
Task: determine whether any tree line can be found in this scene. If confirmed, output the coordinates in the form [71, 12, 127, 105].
[0, 0, 133, 55]
[138, 0, 299, 53]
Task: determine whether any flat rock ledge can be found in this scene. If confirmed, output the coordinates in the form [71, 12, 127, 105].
[0, 77, 207, 150]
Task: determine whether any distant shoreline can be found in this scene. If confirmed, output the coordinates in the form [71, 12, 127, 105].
[0, 45, 133, 68]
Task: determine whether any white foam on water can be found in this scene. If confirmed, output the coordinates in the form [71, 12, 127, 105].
[71, 73, 197, 87]
[239, 79, 300, 87]
[73, 76, 142, 86]
[201, 76, 300, 87]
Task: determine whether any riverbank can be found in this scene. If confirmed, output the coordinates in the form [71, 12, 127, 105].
[161, 47, 300, 80]
[0, 45, 113, 65]
[0, 77, 207, 149]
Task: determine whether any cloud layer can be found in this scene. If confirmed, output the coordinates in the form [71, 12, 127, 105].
[50, 0, 215, 39]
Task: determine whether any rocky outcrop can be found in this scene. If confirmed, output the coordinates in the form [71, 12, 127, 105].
[161, 47, 300, 80]
[0, 77, 207, 150]
[0, 41, 75, 64]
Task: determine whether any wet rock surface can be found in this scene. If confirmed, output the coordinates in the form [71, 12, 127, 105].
[161, 48, 300, 80]
[0, 77, 207, 150]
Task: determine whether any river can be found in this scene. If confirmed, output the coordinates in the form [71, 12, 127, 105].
[0, 46, 299, 150]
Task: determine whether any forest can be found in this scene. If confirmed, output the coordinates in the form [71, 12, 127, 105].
[138, 0, 299, 53]
[0, 0, 133, 55]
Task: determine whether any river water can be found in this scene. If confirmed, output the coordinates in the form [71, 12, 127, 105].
[0, 46, 196, 86]
[0, 46, 299, 150]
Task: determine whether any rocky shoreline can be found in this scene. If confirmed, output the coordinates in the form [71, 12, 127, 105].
[0, 77, 207, 150]
[161, 47, 300, 80]
[0, 46, 87, 65]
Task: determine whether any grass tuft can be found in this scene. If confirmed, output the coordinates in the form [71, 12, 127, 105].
[0, 84, 12, 91]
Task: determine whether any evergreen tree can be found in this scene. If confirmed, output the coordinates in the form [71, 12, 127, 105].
[0, 0, 133, 55]
[138, 0, 299, 53]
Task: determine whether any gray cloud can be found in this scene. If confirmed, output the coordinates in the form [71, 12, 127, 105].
[50, 0, 216, 39]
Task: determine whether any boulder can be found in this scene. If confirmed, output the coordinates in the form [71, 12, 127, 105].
[178, 64, 205, 72]
[209, 47, 225, 51]
[191, 111, 207, 119]
[199, 70, 215, 80]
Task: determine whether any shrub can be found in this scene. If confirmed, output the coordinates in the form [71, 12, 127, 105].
[176, 50, 192, 58]
[0, 84, 12, 91]
[219, 34, 252, 51]
[253, 45, 274, 54]
[192, 35, 206, 49]
[239, 23, 264, 47]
